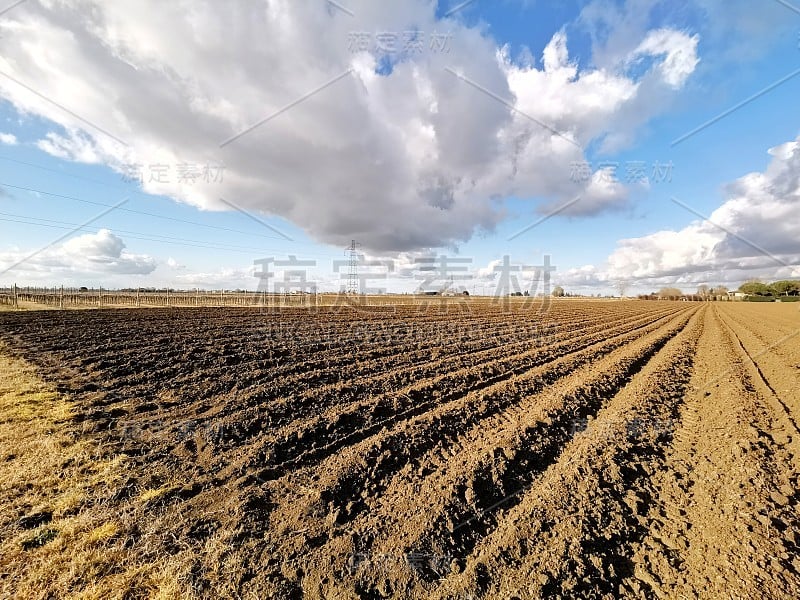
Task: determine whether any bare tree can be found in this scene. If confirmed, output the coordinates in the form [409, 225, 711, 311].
[713, 285, 728, 298]
[614, 279, 629, 298]
[658, 287, 683, 300]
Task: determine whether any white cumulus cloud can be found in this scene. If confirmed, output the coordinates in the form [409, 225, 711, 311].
[0, 0, 699, 253]
[0, 229, 156, 281]
[560, 137, 800, 291]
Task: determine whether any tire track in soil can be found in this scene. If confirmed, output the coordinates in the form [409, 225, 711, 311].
[717, 303, 800, 370]
[719, 301, 800, 336]
[621, 305, 800, 599]
[417, 305, 707, 600]
[269, 307, 698, 598]
[714, 304, 800, 433]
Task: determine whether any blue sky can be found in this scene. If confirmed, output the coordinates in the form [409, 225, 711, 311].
[1, 0, 799, 294]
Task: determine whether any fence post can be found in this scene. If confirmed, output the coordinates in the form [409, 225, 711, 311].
[59, 285, 64, 310]
[136, 287, 140, 307]
[12, 283, 17, 308]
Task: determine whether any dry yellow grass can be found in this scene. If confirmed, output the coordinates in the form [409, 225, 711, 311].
[0, 302, 57, 312]
[0, 344, 197, 600]
[138, 487, 172, 504]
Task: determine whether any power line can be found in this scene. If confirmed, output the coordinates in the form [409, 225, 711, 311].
[0, 168, 360, 260]
[0, 211, 270, 253]
[0, 155, 136, 192]
[0, 180, 294, 242]
[0, 216, 264, 254]
[0, 214, 341, 259]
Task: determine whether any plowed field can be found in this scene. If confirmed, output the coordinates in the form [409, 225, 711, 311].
[0, 300, 798, 599]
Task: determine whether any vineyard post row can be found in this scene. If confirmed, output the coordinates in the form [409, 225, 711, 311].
[0, 285, 331, 308]
[0, 286, 485, 309]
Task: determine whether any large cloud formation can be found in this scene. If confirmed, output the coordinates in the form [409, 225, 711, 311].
[0, 0, 698, 252]
[560, 138, 800, 291]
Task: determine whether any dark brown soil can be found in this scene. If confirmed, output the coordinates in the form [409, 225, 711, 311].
[0, 301, 797, 599]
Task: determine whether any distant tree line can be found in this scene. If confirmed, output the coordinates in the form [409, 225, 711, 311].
[635, 279, 800, 301]
[738, 279, 800, 298]
[638, 286, 729, 301]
